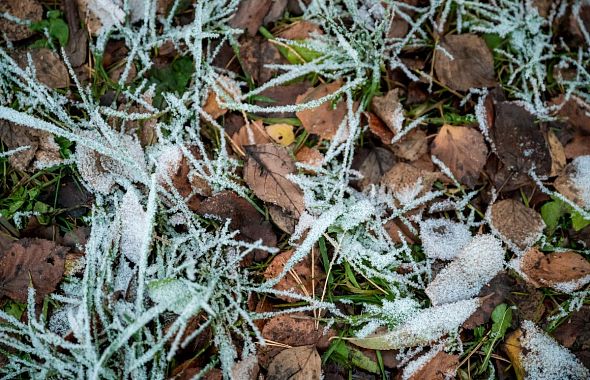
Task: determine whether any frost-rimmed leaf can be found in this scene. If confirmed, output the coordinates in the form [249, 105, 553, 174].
[419, 219, 472, 261]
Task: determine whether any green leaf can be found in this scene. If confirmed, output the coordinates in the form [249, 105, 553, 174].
[326, 340, 380, 374]
[490, 303, 512, 337]
[571, 211, 590, 231]
[541, 200, 567, 234]
[49, 18, 69, 46]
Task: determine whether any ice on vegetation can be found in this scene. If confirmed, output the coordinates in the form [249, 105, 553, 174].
[570, 156, 590, 209]
[426, 234, 505, 305]
[520, 320, 590, 380]
[120, 188, 148, 264]
[419, 219, 472, 260]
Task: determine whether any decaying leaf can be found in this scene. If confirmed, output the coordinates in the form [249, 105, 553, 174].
[64, 0, 89, 67]
[262, 314, 334, 349]
[370, 88, 402, 133]
[295, 146, 323, 169]
[354, 147, 396, 190]
[490, 199, 545, 250]
[0, 120, 62, 172]
[552, 95, 590, 135]
[492, 102, 552, 177]
[516, 248, 590, 292]
[463, 272, 514, 329]
[503, 329, 526, 380]
[431, 124, 488, 187]
[255, 82, 312, 118]
[231, 120, 271, 154]
[239, 36, 286, 84]
[263, 249, 324, 302]
[277, 20, 322, 40]
[244, 144, 305, 215]
[0, 238, 67, 303]
[392, 128, 428, 162]
[266, 124, 295, 146]
[366, 112, 394, 145]
[434, 34, 496, 91]
[13, 48, 71, 89]
[197, 191, 276, 263]
[0, 0, 43, 41]
[231, 355, 259, 380]
[202, 76, 241, 120]
[565, 135, 590, 159]
[266, 345, 321, 380]
[268, 205, 298, 235]
[296, 80, 347, 140]
[381, 162, 441, 202]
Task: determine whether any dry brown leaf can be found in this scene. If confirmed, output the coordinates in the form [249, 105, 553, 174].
[434, 34, 496, 91]
[519, 248, 590, 291]
[0, 120, 62, 172]
[231, 355, 260, 380]
[406, 351, 459, 380]
[262, 315, 334, 349]
[554, 160, 588, 210]
[268, 205, 298, 235]
[244, 144, 305, 215]
[296, 80, 347, 140]
[295, 146, 323, 169]
[64, 0, 88, 67]
[552, 95, 590, 135]
[266, 346, 321, 380]
[197, 191, 276, 264]
[503, 329, 526, 380]
[431, 124, 488, 187]
[547, 129, 567, 176]
[255, 81, 312, 118]
[366, 112, 394, 145]
[231, 120, 271, 153]
[13, 48, 70, 89]
[0, 238, 67, 303]
[202, 76, 240, 120]
[463, 272, 514, 329]
[277, 21, 322, 39]
[490, 199, 545, 250]
[370, 88, 402, 133]
[229, 0, 273, 36]
[381, 162, 440, 201]
[493, 102, 552, 177]
[263, 250, 324, 302]
[239, 36, 286, 84]
[393, 128, 428, 161]
[0, 0, 42, 41]
[355, 147, 396, 190]
[565, 135, 590, 159]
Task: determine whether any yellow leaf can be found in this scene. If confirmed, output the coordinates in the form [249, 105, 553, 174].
[503, 329, 525, 380]
[266, 123, 295, 146]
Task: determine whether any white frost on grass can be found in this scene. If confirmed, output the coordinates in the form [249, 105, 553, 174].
[426, 234, 505, 305]
[520, 320, 590, 380]
[351, 298, 480, 350]
[120, 188, 148, 264]
[419, 218, 472, 260]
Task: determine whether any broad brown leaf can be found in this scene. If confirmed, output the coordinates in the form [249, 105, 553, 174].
[0, 238, 67, 303]
[197, 191, 276, 264]
[13, 48, 70, 89]
[431, 124, 488, 187]
[366, 112, 394, 145]
[490, 199, 545, 250]
[492, 102, 552, 177]
[277, 21, 322, 39]
[393, 128, 428, 161]
[547, 129, 566, 176]
[296, 80, 347, 140]
[406, 351, 459, 380]
[519, 248, 590, 291]
[434, 34, 496, 91]
[370, 88, 402, 133]
[244, 144, 305, 215]
[565, 135, 590, 159]
[231, 120, 271, 154]
[262, 314, 334, 349]
[266, 346, 321, 380]
[554, 159, 590, 210]
[229, 0, 273, 36]
[354, 147, 396, 190]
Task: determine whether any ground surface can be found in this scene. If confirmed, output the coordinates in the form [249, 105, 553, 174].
[1, 1, 590, 379]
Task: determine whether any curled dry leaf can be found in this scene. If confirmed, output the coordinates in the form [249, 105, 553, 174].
[296, 80, 347, 140]
[231, 120, 271, 154]
[13, 48, 70, 89]
[0, 0, 43, 41]
[0, 238, 67, 303]
[490, 199, 545, 250]
[492, 101, 552, 177]
[518, 248, 590, 292]
[0, 120, 62, 172]
[197, 191, 276, 263]
[263, 249, 324, 302]
[366, 111, 394, 145]
[244, 144, 305, 216]
[431, 124, 488, 187]
[266, 124, 295, 146]
[262, 314, 334, 349]
[370, 88, 402, 133]
[434, 34, 496, 91]
[266, 345, 321, 380]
